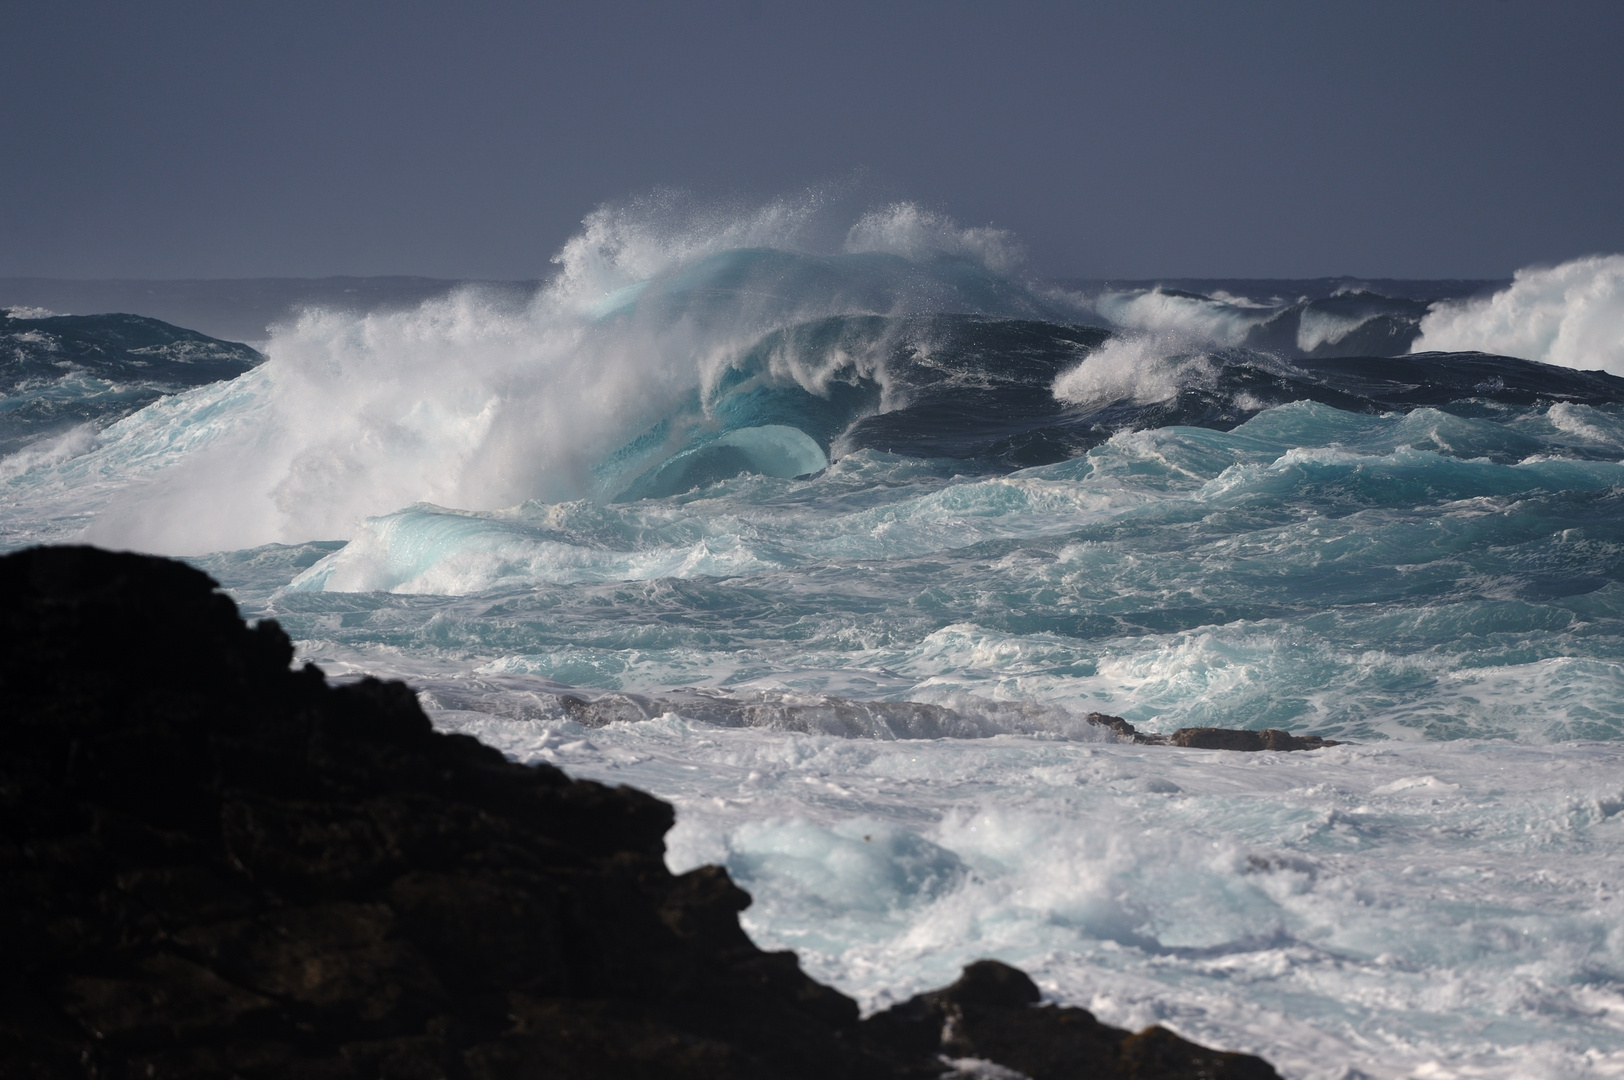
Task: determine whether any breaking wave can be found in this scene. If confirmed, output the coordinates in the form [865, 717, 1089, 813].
[1412, 254, 1624, 374]
[38, 198, 1053, 553]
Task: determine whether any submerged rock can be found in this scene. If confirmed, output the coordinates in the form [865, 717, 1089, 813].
[1087, 712, 1340, 751]
[0, 545, 1281, 1079]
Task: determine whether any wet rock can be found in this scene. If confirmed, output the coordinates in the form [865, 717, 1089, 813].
[1169, 727, 1341, 752]
[858, 960, 1278, 1079]
[1085, 712, 1145, 741]
[1086, 712, 1340, 751]
[1, 545, 1283, 1079]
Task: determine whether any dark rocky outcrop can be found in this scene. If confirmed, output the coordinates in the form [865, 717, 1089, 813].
[1086, 712, 1340, 751]
[0, 545, 1281, 1079]
[1167, 727, 1339, 752]
[862, 961, 1278, 1079]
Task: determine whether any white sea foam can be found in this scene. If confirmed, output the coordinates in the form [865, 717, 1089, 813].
[1545, 401, 1624, 450]
[430, 712, 1624, 1080]
[0, 424, 99, 481]
[285, 454, 1152, 596]
[1089, 288, 1270, 347]
[844, 202, 1024, 275]
[1051, 335, 1212, 407]
[1412, 254, 1624, 374]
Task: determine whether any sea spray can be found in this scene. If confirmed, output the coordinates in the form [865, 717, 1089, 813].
[66, 200, 1056, 553]
[1412, 254, 1624, 374]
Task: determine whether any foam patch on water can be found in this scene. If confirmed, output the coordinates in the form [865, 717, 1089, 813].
[282, 448, 1161, 596]
[425, 711, 1624, 1080]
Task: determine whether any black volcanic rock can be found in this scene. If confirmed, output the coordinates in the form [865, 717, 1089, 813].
[0, 545, 1282, 1079]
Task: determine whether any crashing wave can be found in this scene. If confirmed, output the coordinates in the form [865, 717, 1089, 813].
[1411, 254, 1624, 374]
[42, 200, 1057, 554]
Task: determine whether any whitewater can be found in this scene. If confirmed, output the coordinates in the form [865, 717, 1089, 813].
[5, 201, 1624, 1079]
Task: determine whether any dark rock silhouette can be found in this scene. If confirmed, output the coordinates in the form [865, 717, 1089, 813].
[862, 960, 1278, 1079]
[1, 545, 1282, 1079]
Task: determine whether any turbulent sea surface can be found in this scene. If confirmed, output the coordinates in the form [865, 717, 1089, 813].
[6, 205, 1624, 1079]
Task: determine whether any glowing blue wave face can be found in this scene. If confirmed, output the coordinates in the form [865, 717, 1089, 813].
[616, 425, 828, 502]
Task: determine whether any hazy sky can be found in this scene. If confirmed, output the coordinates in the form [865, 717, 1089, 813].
[5, 0, 1621, 281]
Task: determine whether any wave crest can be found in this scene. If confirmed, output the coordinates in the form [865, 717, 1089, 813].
[843, 202, 1025, 274]
[65, 198, 1045, 554]
[1412, 255, 1624, 374]
[1087, 288, 1269, 348]
[1051, 336, 1212, 407]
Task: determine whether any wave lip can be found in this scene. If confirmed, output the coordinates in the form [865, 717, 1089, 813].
[1088, 287, 1270, 348]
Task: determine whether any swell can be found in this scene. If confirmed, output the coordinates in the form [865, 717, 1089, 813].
[607, 313, 1624, 491]
[8, 305, 1624, 556]
[0, 310, 262, 455]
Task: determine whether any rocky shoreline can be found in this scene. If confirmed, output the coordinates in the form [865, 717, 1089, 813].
[2, 545, 1282, 1079]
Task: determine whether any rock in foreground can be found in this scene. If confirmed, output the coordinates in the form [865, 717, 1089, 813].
[0, 545, 1280, 1079]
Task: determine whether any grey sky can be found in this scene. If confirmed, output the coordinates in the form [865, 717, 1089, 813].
[4, 0, 1620, 281]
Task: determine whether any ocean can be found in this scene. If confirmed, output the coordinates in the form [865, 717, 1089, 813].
[5, 202, 1624, 1079]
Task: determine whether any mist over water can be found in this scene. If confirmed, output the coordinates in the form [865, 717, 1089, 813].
[6, 195, 1624, 1079]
